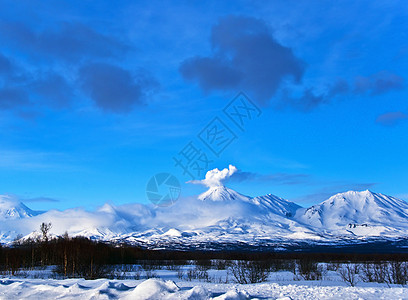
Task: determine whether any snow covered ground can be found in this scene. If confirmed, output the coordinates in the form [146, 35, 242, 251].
[1, 268, 407, 299]
[1, 277, 407, 299]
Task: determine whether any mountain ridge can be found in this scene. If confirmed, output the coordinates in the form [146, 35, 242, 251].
[1, 188, 408, 248]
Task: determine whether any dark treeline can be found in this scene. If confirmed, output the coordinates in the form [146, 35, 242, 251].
[2, 238, 408, 269]
[3, 238, 408, 265]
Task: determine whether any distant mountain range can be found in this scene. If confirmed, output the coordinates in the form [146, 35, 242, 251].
[1, 187, 408, 250]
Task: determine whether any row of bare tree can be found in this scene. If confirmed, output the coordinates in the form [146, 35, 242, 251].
[1, 222, 408, 284]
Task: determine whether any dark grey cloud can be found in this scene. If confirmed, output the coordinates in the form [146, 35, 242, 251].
[31, 73, 73, 108]
[0, 53, 13, 75]
[180, 57, 241, 91]
[376, 111, 408, 126]
[79, 63, 158, 113]
[0, 53, 30, 86]
[279, 79, 348, 112]
[327, 79, 350, 98]
[0, 20, 161, 115]
[0, 25, 157, 115]
[181, 16, 404, 111]
[0, 88, 29, 110]
[279, 71, 404, 112]
[280, 88, 326, 112]
[0, 63, 73, 111]
[228, 170, 310, 186]
[354, 71, 404, 95]
[180, 15, 304, 104]
[0, 21, 128, 62]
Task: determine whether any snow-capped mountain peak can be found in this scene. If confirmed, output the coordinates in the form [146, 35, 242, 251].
[0, 195, 39, 220]
[295, 190, 408, 232]
[322, 190, 408, 216]
[198, 185, 250, 202]
[197, 185, 302, 222]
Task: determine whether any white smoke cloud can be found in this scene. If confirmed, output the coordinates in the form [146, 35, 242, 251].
[188, 165, 238, 188]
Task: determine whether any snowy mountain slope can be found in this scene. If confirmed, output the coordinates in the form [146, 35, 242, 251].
[106, 188, 408, 245]
[193, 186, 305, 231]
[0, 195, 44, 242]
[0, 186, 319, 245]
[0, 195, 41, 220]
[1, 188, 408, 247]
[251, 193, 301, 217]
[198, 185, 301, 217]
[295, 190, 408, 236]
[112, 186, 321, 245]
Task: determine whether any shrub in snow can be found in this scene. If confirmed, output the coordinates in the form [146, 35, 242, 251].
[295, 259, 324, 281]
[186, 265, 210, 282]
[228, 260, 270, 284]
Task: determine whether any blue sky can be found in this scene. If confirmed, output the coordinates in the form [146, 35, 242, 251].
[0, 0, 407, 210]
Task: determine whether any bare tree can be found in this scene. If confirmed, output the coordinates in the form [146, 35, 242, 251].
[39, 222, 52, 266]
[40, 222, 52, 243]
[338, 263, 360, 287]
[388, 261, 408, 286]
[361, 262, 375, 283]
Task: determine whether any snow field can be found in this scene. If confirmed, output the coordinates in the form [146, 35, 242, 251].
[1, 265, 408, 299]
[0, 277, 407, 299]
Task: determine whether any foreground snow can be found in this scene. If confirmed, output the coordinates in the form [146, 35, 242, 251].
[0, 277, 407, 300]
